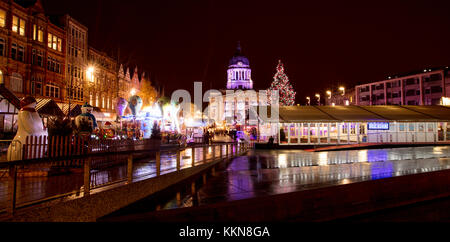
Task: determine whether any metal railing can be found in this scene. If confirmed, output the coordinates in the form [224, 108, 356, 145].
[0, 142, 251, 217]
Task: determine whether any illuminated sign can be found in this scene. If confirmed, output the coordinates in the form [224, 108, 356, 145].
[368, 122, 389, 130]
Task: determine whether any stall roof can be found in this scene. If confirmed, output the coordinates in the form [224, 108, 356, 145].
[258, 105, 450, 123]
[36, 98, 64, 117]
[358, 106, 439, 121]
[315, 106, 385, 122]
[0, 84, 20, 110]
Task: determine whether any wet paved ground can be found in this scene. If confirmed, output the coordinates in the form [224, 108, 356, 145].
[158, 146, 450, 210]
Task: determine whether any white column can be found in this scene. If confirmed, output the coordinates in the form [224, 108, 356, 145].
[347, 123, 350, 144]
[337, 123, 341, 144]
[288, 123, 291, 145]
[307, 123, 311, 144]
[327, 123, 330, 144]
[356, 123, 360, 144]
[318, 123, 321, 144]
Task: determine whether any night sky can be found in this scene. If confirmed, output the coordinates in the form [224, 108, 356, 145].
[41, 0, 450, 104]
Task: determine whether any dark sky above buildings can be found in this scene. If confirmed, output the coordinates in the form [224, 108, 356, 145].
[42, 0, 450, 104]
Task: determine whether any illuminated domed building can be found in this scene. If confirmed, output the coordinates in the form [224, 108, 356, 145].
[226, 42, 253, 90]
[208, 42, 268, 136]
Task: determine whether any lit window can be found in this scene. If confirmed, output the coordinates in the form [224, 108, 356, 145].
[33, 24, 37, 40]
[48, 33, 52, 48]
[19, 19, 25, 36]
[38, 29, 43, 42]
[12, 16, 18, 33]
[57, 38, 62, 52]
[52, 35, 57, 50]
[0, 9, 5, 27]
[0, 70, 3, 84]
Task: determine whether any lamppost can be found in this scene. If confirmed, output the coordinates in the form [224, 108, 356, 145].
[326, 90, 331, 99]
[306, 96, 310, 106]
[339, 86, 345, 96]
[315, 94, 320, 105]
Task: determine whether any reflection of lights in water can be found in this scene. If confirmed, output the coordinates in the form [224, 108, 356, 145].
[358, 150, 367, 162]
[278, 154, 287, 168]
[433, 146, 443, 154]
[318, 152, 328, 166]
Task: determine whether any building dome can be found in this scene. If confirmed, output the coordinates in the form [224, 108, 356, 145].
[226, 41, 253, 90]
[228, 42, 249, 66]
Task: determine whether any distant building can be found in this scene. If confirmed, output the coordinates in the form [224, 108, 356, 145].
[0, 0, 66, 102]
[355, 67, 450, 105]
[59, 14, 88, 105]
[325, 87, 356, 106]
[208, 42, 265, 130]
[87, 46, 118, 117]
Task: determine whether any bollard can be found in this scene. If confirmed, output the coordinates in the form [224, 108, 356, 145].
[203, 146, 207, 162]
[7, 164, 17, 215]
[191, 181, 196, 195]
[176, 192, 181, 206]
[127, 154, 133, 184]
[191, 147, 195, 167]
[84, 157, 91, 196]
[202, 173, 207, 184]
[176, 149, 181, 171]
[156, 151, 161, 176]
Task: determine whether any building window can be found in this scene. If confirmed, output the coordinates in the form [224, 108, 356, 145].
[31, 81, 42, 95]
[33, 25, 44, 42]
[12, 16, 25, 36]
[10, 72, 23, 93]
[0, 9, 5, 27]
[45, 84, 60, 98]
[0, 70, 3, 84]
[11, 43, 17, 60]
[17, 46, 24, 62]
[37, 51, 43, 67]
[0, 38, 4, 56]
[32, 49, 36, 65]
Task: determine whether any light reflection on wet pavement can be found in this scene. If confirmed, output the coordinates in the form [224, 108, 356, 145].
[164, 146, 450, 209]
[0, 145, 230, 210]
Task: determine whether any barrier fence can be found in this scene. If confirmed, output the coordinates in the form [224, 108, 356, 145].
[0, 142, 250, 217]
[21, 135, 161, 160]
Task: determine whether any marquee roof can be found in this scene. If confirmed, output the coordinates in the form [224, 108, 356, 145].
[254, 105, 450, 123]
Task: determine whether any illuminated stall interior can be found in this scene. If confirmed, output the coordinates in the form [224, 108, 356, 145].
[261, 105, 450, 145]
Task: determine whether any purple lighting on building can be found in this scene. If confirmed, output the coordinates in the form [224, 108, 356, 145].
[227, 41, 253, 90]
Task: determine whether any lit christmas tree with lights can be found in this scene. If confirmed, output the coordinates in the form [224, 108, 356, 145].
[268, 60, 296, 106]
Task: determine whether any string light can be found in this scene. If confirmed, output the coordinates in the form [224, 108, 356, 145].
[267, 60, 296, 106]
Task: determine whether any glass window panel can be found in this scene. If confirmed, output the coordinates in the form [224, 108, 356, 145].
[12, 16, 18, 32]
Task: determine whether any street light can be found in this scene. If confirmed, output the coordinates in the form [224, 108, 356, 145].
[306, 96, 310, 105]
[87, 66, 95, 83]
[315, 93, 320, 105]
[326, 90, 331, 99]
[339, 86, 345, 96]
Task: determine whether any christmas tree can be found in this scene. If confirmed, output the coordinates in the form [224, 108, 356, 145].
[268, 60, 296, 106]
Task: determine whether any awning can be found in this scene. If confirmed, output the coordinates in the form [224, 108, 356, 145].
[0, 84, 20, 110]
[253, 105, 450, 123]
[36, 98, 64, 117]
[57, 103, 82, 117]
